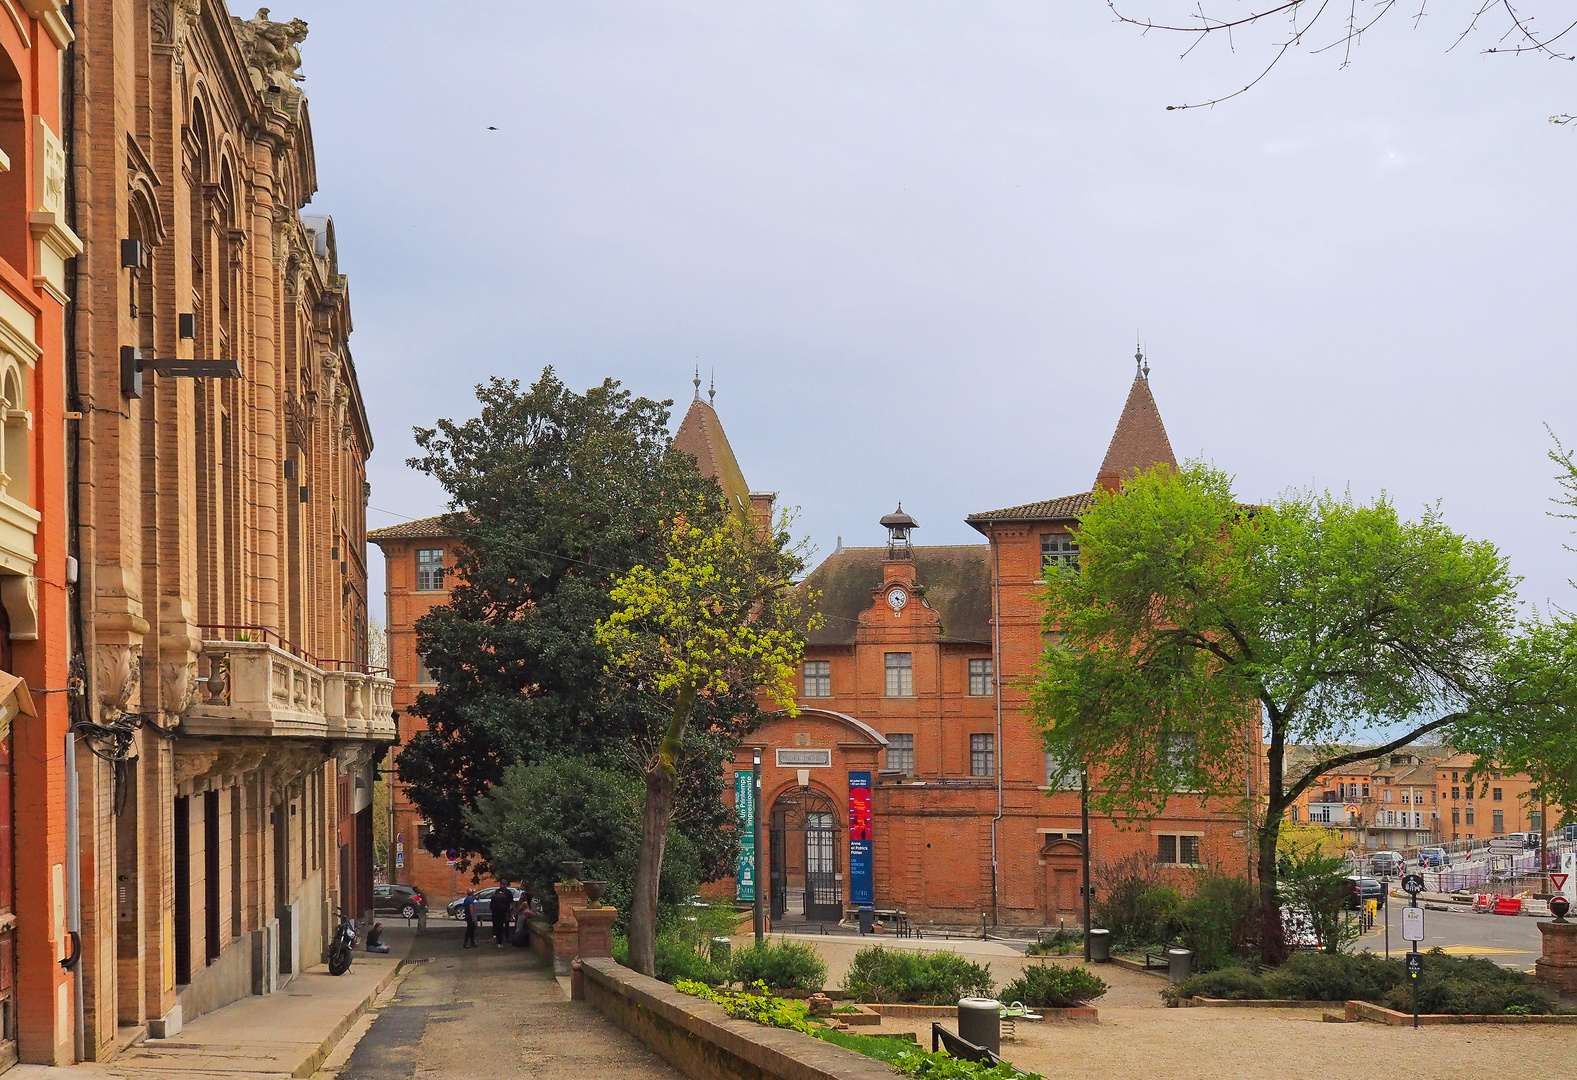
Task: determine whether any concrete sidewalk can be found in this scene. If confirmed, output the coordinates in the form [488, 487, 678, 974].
[12, 925, 416, 1080]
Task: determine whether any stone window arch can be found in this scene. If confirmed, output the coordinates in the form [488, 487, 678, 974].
[0, 358, 27, 505]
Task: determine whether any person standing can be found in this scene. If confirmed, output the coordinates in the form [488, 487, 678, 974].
[490, 886, 514, 948]
[462, 889, 479, 948]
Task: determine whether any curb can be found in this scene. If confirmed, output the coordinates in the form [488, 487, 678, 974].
[292, 954, 412, 1078]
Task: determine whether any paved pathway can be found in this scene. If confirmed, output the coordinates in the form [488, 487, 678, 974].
[325, 922, 682, 1080]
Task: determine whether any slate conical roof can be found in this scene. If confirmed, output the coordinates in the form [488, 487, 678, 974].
[1094, 373, 1176, 490]
[673, 397, 752, 513]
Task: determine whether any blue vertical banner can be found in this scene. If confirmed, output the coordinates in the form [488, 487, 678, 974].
[848, 771, 873, 905]
[735, 770, 756, 902]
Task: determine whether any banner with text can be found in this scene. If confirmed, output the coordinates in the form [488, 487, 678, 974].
[735, 770, 756, 902]
[849, 771, 873, 905]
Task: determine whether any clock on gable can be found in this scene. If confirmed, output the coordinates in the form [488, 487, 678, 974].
[887, 586, 908, 614]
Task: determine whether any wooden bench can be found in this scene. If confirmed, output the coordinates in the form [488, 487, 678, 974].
[931, 1023, 1000, 1065]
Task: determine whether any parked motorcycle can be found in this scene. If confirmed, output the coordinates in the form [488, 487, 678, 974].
[328, 909, 358, 976]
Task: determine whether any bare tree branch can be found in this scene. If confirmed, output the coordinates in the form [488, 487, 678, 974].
[1109, 0, 1575, 109]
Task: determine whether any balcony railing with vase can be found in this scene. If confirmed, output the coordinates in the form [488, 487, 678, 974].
[188, 626, 394, 742]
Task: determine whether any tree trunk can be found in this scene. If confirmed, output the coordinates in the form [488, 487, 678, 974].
[628, 686, 695, 976]
[1257, 727, 1288, 965]
[1255, 813, 1288, 966]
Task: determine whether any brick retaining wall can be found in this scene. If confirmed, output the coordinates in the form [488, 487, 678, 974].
[579, 958, 897, 1080]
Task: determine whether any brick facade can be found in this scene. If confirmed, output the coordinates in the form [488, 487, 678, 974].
[62, 3, 391, 1061]
[726, 370, 1261, 926]
[367, 524, 501, 905]
[1, 1, 77, 1067]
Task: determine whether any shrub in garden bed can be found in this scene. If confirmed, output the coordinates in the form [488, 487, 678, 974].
[730, 940, 828, 992]
[1169, 951, 1556, 1015]
[842, 946, 994, 1005]
[1025, 928, 1082, 956]
[998, 964, 1107, 1009]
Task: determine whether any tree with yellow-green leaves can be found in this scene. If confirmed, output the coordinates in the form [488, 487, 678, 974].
[596, 498, 818, 977]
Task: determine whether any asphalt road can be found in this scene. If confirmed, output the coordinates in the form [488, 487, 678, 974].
[1355, 902, 1543, 971]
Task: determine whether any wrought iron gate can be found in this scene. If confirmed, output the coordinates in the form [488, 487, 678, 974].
[803, 811, 842, 922]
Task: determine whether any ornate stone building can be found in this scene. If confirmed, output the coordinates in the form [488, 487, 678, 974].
[62, 2, 390, 1060]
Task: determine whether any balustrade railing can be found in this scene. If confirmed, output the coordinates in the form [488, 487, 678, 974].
[189, 635, 394, 741]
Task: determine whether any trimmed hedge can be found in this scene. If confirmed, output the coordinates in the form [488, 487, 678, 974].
[1172, 950, 1558, 1015]
[730, 940, 828, 992]
[842, 946, 994, 1005]
[998, 964, 1107, 1008]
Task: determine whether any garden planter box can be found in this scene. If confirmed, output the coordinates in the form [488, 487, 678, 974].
[1344, 1000, 1577, 1026]
[832, 1006, 882, 1026]
[863, 1003, 1098, 1023]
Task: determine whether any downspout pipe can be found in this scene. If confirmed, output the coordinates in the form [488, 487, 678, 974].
[989, 524, 1004, 927]
[64, 730, 83, 1061]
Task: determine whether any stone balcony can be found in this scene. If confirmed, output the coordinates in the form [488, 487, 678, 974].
[184, 639, 395, 741]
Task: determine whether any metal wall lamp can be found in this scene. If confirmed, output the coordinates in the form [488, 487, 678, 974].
[120, 346, 241, 398]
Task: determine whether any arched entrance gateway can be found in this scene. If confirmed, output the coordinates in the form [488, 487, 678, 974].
[769, 786, 842, 923]
[729, 709, 886, 928]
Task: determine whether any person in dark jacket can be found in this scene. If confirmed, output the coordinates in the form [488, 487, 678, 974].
[461, 890, 478, 948]
[489, 886, 514, 948]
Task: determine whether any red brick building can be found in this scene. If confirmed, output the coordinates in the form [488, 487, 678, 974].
[1, 1, 76, 1066]
[725, 364, 1261, 926]
[373, 373, 1261, 928]
[367, 519, 483, 905]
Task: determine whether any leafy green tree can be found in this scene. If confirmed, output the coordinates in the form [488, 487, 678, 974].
[1030, 462, 1523, 961]
[398, 371, 754, 876]
[1278, 845, 1360, 955]
[596, 499, 814, 977]
[465, 755, 705, 920]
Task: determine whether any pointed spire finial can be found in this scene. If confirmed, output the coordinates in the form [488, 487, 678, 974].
[693, 364, 701, 401]
[1135, 338, 1144, 379]
[708, 369, 715, 407]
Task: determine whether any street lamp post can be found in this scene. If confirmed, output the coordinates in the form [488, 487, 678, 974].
[1081, 765, 1092, 963]
[753, 748, 764, 943]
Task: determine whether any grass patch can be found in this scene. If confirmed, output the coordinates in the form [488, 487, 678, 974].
[814, 1027, 915, 1064]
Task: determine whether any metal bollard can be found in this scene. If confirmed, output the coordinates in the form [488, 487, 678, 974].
[957, 997, 1002, 1055]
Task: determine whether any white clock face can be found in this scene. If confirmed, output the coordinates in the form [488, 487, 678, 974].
[887, 587, 908, 613]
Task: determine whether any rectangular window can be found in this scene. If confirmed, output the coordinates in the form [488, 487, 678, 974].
[1451, 807, 1460, 825]
[1402, 793, 1410, 805]
[1290, 806, 1300, 823]
[1465, 808, 1475, 826]
[1382, 790, 1392, 804]
[415, 548, 444, 592]
[1044, 754, 1079, 789]
[417, 822, 432, 848]
[1492, 787, 1503, 801]
[1451, 786, 1459, 800]
[416, 649, 435, 685]
[1466, 787, 1473, 802]
[1155, 834, 1201, 865]
[1492, 809, 1505, 833]
[1452, 771, 1459, 782]
[884, 652, 913, 697]
[1431, 791, 1437, 804]
[803, 660, 831, 698]
[967, 659, 994, 697]
[1362, 784, 1369, 798]
[886, 734, 915, 775]
[1530, 811, 1542, 831]
[969, 734, 995, 777]
[1040, 532, 1080, 572]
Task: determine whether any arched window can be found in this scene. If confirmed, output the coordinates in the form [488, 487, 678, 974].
[0, 363, 27, 505]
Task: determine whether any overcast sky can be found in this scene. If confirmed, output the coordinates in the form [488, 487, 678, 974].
[287, 2, 1576, 619]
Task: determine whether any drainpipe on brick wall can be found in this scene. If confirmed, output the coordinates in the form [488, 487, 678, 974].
[989, 525, 1004, 927]
[64, 729, 84, 1061]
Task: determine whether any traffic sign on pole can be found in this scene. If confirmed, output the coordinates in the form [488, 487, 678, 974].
[1552, 872, 1570, 892]
[1401, 873, 1425, 896]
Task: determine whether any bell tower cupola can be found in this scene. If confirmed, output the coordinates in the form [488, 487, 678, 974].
[880, 504, 917, 560]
